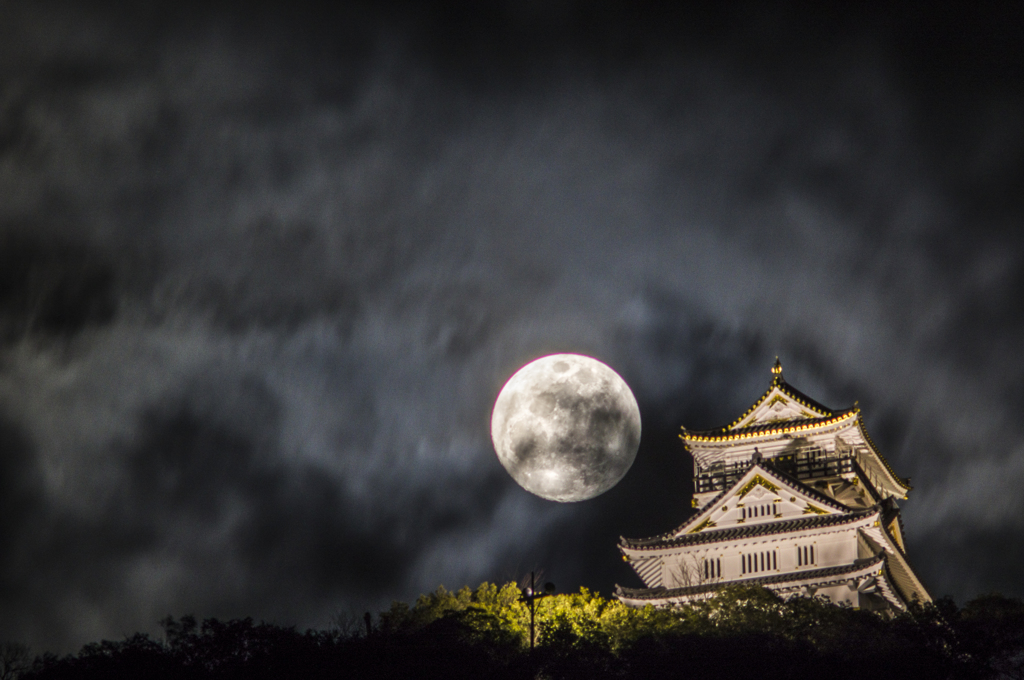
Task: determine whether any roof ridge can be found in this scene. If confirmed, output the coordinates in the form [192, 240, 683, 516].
[771, 376, 840, 421]
[716, 369, 841, 432]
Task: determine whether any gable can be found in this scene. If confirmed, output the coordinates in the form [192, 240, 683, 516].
[675, 465, 846, 537]
[730, 386, 831, 430]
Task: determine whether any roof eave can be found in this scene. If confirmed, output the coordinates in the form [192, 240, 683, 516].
[682, 410, 858, 443]
[616, 554, 886, 604]
[620, 508, 880, 552]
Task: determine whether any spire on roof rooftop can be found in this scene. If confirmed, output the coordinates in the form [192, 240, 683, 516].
[771, 357, 783, 376]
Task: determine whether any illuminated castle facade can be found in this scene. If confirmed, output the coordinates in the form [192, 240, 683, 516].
[616, 361, 931, 613]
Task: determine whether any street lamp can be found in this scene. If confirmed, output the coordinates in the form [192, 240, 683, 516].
[520, 571, 556, 650]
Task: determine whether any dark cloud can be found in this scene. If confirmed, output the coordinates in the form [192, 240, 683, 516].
[0, 232, 118, 342]
[0, 0, 1022, 654]
[0, 415, 45, 590]
[109, 384, 414, 607]
[0, 373, 520, 650]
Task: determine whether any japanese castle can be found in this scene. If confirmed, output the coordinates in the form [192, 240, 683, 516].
[616, 360, 931, 613]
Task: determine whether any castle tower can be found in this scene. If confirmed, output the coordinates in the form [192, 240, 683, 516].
[616, 360, 931, 612]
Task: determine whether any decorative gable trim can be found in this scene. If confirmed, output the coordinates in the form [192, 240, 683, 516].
[735, 475, 779, 497]
[730, 384, 832, 429]
[803, 503, 829, 515]
[689, 518, 716, 533]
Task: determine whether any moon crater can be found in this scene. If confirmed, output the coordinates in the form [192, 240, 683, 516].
[490, 354, 641, 502]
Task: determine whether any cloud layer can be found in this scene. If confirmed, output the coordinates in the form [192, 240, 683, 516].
[0, 0, 1022, 653]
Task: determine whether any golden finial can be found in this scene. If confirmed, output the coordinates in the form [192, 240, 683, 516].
[771, 357, 783, 376]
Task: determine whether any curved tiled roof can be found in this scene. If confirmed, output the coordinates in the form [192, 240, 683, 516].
[616, 553, 885, 600]
[620, 508, 879, 551]
[856, 418, 911, 491]
[682, 409, 857, 442]
[879, 560, 909, 610]
[675, 363, 911, 493]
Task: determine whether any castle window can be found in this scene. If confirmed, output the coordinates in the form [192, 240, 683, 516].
[703, 557, 721, 579]
[740, 550, 777, 575]
[797, 544, 816, 567]
[742, 504, 773, 519]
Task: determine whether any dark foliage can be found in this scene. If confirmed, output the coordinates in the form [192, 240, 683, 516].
[13, 585, 1024, 680]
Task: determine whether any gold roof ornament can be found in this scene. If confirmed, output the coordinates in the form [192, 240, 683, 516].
[771, 357, 783, 376]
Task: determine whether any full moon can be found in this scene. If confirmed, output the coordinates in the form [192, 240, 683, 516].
[490, 354, 642, 502]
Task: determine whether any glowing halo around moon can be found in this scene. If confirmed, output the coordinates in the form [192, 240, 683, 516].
[490, 354, 642, 502]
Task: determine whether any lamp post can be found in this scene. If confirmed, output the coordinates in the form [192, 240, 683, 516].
[520, 571, 556, 650]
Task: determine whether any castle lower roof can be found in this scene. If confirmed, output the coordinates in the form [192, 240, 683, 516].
[616, 553, 886, 602]
[620, 508, 879, 552]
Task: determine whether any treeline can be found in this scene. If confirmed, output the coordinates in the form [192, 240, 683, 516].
[7, 584, 1024, 680]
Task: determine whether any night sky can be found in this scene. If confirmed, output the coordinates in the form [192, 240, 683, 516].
[2, 0, 1023, 654]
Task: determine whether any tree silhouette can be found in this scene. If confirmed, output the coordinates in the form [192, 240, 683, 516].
[16, 586, 1024, 680]
[0, 642, 30, 680]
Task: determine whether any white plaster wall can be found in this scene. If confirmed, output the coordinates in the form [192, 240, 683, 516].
[816, 531, 858, 567]
[655, 526, 865, 589]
